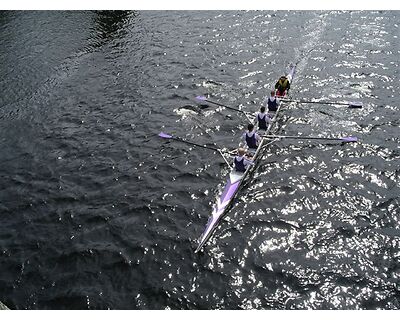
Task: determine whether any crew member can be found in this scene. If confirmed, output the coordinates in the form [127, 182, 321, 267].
[257, 106, 271, 130]
[233, 148, 253, 173]
[241, 123, 261, 150]
[275, 75, 290, 97]
[263, 90, 280, 112]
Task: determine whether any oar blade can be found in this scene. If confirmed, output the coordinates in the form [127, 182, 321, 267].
[349, 102, 363, 108]
[341, 136, 358, 142]
[196, 96, 207, 101]
[159, 132, 173, 139]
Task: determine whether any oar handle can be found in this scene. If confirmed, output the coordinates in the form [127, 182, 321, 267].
[196, 96, 253, 122]
[160, 132, 232, 152]
[174, 136, 221, 152]
[159, 132, 235, 167]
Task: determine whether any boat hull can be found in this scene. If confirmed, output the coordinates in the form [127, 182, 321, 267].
[195, 65, 296, 253]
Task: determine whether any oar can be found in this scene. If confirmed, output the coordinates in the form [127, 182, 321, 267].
[280, 99, 363, 108]
[262, 134, 358, 143]
[158, 132, 232, 168]
[196, 96, 253, 123]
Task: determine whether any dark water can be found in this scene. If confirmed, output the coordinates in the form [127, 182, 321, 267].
[0, 10, 399, 310]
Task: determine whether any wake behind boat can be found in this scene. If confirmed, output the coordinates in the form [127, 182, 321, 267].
[194, 65, 296, 253]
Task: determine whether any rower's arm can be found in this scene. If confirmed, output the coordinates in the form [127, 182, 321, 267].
[244, 158, 254, 166]
[240, 133, 247, 147]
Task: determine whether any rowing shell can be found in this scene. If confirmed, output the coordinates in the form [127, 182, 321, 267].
[194, 65, 296, 253]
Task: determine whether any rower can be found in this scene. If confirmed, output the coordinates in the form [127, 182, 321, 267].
[256, 106, 271, 130]
[242, 123, 261, 151]
[233, 148, 253, 173]
[275, 75, 290, 97]
[263, 90, 280, 112]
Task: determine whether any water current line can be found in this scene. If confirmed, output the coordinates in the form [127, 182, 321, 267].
[293, 13, 328, 78]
